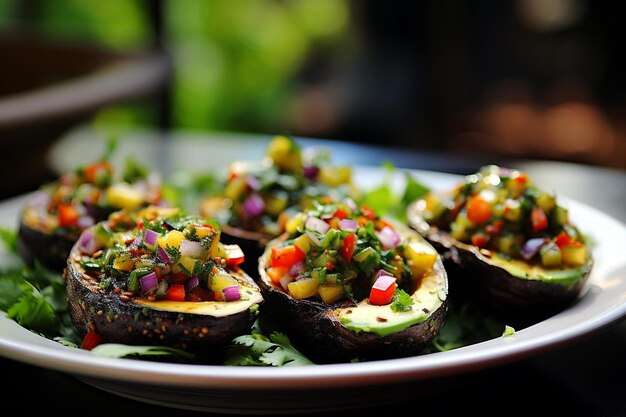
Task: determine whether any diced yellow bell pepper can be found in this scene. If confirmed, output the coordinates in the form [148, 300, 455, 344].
[287, 278, 318, 300]
[318, 284, 344, 304]
[210, 273, 239, 292]
[157, 230, 186, 250]
[404, 240, 437, 276]
[562, 245, 586, 267]
[266, 135, 302, 173]
[293, 234, 311, 254]
[285, 213, 306, 235]
[106, 183, 145, 210]
[318, 166, 351, 187]
[224, 177, 247, 201]
[172, 255, 197, 274]
[113, 253, 135, 271]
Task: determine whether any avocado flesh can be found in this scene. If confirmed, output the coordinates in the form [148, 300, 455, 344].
[485, 253, 591, 287]
[335, 267, 446, 336]
[135, 281, 263, 317]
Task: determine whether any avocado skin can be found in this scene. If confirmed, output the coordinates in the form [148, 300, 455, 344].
[65, 246, 261, 351]
[219, 224, 272, 278]
[257, 244, 448, 364]
[424, 227, 591, 320]
[18, 221, 77, 271]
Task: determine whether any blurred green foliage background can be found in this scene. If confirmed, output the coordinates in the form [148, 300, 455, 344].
[0, 0, 350, 133]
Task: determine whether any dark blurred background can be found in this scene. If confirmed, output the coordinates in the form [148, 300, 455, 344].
[0, 0, 625, 198]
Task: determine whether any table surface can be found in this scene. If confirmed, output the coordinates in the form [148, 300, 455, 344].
[2, 128, 626, 416]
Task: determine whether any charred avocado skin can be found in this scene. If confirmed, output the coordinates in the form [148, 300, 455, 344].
[18, 219, 78, 271]
[407, 201, 593, 317]
[257, 232, 448, 364]
[65, 244, 263, 350]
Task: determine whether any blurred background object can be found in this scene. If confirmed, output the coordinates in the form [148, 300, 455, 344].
[0, 0, 624, 199]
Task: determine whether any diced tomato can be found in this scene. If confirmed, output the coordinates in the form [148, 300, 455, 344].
[531, 207, 548, 233]
[471, 233, 490, 248]
[224, 244, 245, 267]
[514, 174, 527, 184]
[266, 266, 289, 284]
[271, 245, 305, 268]
[325, 261, 336, 271]
[165, 284, 186, 301]
[333, 209, 348, 220]
[340, 233, 356, 262]
[57, 203, 79, 227]
[485, 220, 504, 235]
[466, 197, 492, 224]
[84, 161, 112, 184]
[137, 221, 144, 230]
[369, 275, 397, 305]
[82, 331, 103, 351]
[360, 205, 376, 220]
[555, 231, 582, 248]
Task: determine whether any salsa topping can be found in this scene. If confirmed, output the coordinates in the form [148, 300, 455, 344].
[77, 207, 248, 303]
[265, 199, 437, 309]
[202, 135, 356, 236]
[422, 165, 588, 269]
[23, 157, 163, 235]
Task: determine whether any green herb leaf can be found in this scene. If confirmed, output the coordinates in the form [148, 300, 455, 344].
[0, 227, 17, 253]
[402, 173, 430, 207]
[0, 270, 24, 309]
[7, 282, 59, 337]
[225, 332, 313, 367]
[90, 344, 195, 360]
[390, 288, 414, 312]
[122, 157, 148, 183]
[502, 325, 516, 337]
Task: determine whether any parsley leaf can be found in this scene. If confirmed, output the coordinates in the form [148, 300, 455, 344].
[390, 288, 414, 312]
[225, 332, 314, 367]
[7, 282, 59, 337]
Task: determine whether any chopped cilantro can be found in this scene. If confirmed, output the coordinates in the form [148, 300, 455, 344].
[225, 332, 313, 367]
[165, 245, 181, 264]
[390, 289, 414, 312]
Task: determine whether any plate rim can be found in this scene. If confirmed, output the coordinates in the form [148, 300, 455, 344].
[1, 167, 625, 390]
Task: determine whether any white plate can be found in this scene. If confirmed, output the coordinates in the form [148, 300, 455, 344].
[1, 168, 626, 414]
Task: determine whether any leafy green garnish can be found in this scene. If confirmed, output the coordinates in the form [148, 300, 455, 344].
[358, 162, 430, 221]
[502, 325, 516, 337]
[165, 245, 181, 264]
[390, 288, 414, 312]
[0, 226, 17, 253]
[90, 344, 195, 361]
[7, 282, 60, 337]
[225, 332, 314, 366]
[122, 157, 148, 183]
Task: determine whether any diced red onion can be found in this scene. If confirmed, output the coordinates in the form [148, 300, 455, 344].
[340, 219, 358, 232]
[320, 212, 334, 220]
[132, 180, 148, 195]
[246, 175, 261, 191]
[289, 261, 305, 277]
[242, 194, 265, 218]
[280, 274, 294, 291]
[29, 191, 50, 207]
[303, 165, 319, 180]
[521, 238, 546, 260]
[78, 231, 99, 255]
[180, 240, 204, 258]
[131, 236, 142, 247]
[185, 276, 199, 291]
[157, 245, 170, 264]
[223, 285, 241, 302]
[374, 269, 394, 281]
[144, 229, 160, 247]
[344, 198, 358, 212]
[306, 231, 321, 247]
[77, 215, 95, 229]
[372, 271, 396, 290]
[376, 226, 401, 249]
[140, 272, 158, 294]
[305, 217, 329, 234]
